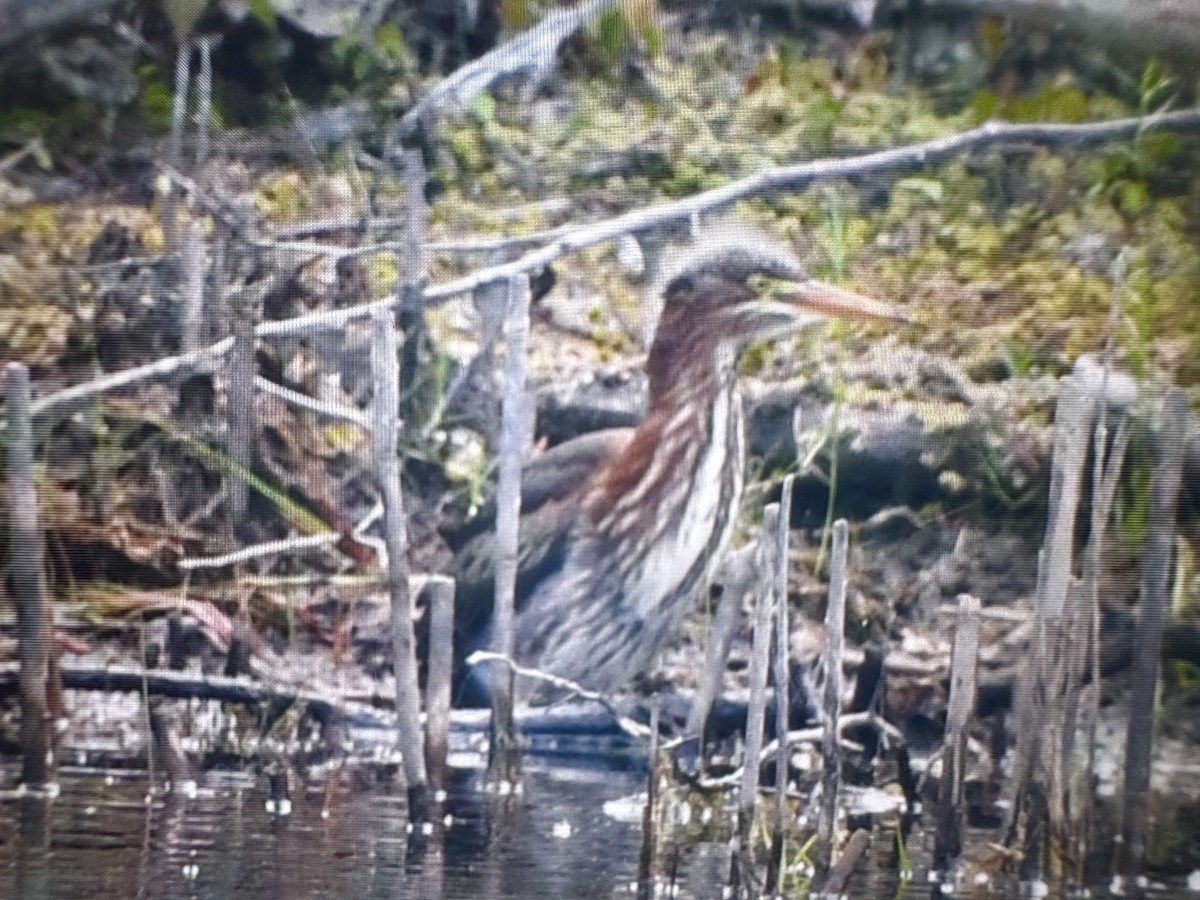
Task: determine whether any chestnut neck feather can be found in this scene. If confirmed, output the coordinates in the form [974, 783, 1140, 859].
[584, 309, 737, 521]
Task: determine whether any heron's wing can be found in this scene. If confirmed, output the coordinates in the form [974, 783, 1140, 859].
[452, 496, 580, 635]
[522, 427, 633, 511]
[444, 427, 633, 550]
[432, 427, 632, 705]
[446, 497, 582, 705]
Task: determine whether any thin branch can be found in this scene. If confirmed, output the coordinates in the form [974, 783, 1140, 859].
[424, 223, 576, 254]
[21, 107, 1200, 415]
[693, 712, 900, 792]
[30, 337, 235, 415]
[0, 136, 46, 173]
[466, 650, 652, 740]
[389, 0, 618, 144]
[487, 273, 532, 780]
[253, 376, 371, 427]
[0, 662, 393, 728]
[176, 532, 342, 571]
[371, 308, 427, 792]
[262, 106, 1200, 339]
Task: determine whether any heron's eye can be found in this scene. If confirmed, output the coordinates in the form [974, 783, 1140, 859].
[750, 274, 796, 299]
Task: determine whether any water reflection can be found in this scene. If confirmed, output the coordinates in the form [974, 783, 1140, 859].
[0, 764, 646, 900]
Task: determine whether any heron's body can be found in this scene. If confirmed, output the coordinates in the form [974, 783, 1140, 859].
[443, 232, 904, 705]
[511, 342, 745, 696]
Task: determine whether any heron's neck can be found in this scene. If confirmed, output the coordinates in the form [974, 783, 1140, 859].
[584, 343, 741, 527]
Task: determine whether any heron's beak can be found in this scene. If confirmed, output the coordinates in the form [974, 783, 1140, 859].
[784, 280, 909, 325]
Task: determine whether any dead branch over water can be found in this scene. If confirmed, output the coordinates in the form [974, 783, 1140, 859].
[8, 106, 1198, 420]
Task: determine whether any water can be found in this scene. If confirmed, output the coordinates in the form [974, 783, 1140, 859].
[4, 761, 1198, 899]
[0, 763, 648, 900]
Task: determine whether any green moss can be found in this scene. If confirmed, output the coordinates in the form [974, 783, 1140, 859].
[136, 64, 173, 133]
[0, 204, 59, 240]
[448, 123, 490, 174]
[255, 172, 314, 221]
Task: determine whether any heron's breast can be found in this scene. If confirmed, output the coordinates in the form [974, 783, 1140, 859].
[621, 388, 744, 619]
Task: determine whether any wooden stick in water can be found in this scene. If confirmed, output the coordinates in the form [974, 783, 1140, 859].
[816, 518, 849, 883]
[1122, 388, 1189, 878]
[5, 363, 54, 788]
[767, 477, 794, 893]
[934, 593, 981, 873]
[488, 273, 531, 786]
[370, 309, 427, 811]
[424, 575, 456, 791]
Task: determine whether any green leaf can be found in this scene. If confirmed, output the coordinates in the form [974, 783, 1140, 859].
[968, 88, 999, 123]
[247, 0, 277, 29]
[1117, 180, 1151, 216]
[158, 424, 331, 534]
[1136, 129, 1180, 166]
[162, 0, 207, 40]
[894, 177, 944, 204]
[471, 91, 495, 123]
[373, 22, 407, 61]
[352, 49, 372, 82]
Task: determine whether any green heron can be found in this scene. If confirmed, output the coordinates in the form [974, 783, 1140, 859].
[447, 232, 904, 705]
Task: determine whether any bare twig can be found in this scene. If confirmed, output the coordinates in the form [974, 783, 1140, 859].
[21, 108, 1200, 416]
[693, 712, 898, 792]
[389, 0, 618, 144]
[487, 273, 532, 783]
[1122, 389, 1190, 878]
[252, 376, 371, 427]
[0, 662, 392, 728]
[177, 532, 343, 571]
[741, 505, 780, 819]
[265, 107, 1200, 339]
[817, 519, 849, 882]
[685, 544, 754, 744]
[5, 363, 54, 787]
[0, 136, 46, 173]
[425, 223, 576, 254]
[466, 651, 652, 739]
[194, 35, 214, 166]
[424, 576, 456, 790]
[169, 41, 190, 167]
[180, 219, 207, 352]
[29, 337, 235, 415]
[370, 309, 427, 797]
[934, 594, 981, 872]
[768, 478, 795, 893]
[226, 316, 257, 519]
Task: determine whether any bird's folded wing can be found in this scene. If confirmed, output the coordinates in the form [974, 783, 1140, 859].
[451, 494, 580, 640]
[445, 427, 632, 550]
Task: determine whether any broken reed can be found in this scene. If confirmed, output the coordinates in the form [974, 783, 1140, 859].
[815, 518, 848, 886]
[934, 594, 981, 872]
[1006, 365, 1191, 889]
[4, 363, 55, 788]
[370, 308, 428, 804]
[767, 476, 794, 894]
[424, 575, 456, 791]
[734, 508, 782, 825]
[487, 272, 532, 786]
[1122, 388, 1189, 878]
